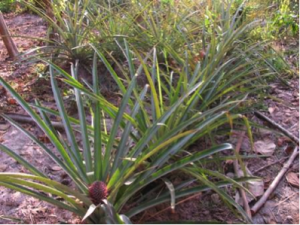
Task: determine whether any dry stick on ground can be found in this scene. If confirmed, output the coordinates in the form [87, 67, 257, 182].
[0, 12, 19, 59]
[233, 131, 252, 219]
[254, 111, 299, 145]
[2, 113, 65, 129]
[252, 156, 289, 174]
[252, 111, 299, 213]
[251, 146, 299, 215]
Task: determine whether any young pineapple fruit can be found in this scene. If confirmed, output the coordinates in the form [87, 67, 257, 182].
[88, 181, 108, 205]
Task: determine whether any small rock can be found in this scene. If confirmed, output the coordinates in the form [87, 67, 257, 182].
[211, 193, 221, 205]
[268, 107, 276, 114]
[284, 216, 293, 224]
[258, 128, 273, 136]
[203, 210, 209, 215]
[0, 123, 10, 131]
[50, 166, 62, 171]
[0, 164, 8, 172]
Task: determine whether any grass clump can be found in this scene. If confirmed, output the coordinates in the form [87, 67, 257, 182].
[0, 0, 15, 12]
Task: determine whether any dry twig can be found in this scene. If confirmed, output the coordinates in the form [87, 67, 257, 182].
[252, 156, 289, 174]
[254, 111, 299, 145]
[0, 12, 19, 59]
[233, 131, 252, 219]
[2, 113, 66, 129]
[251, 146, 299, 214]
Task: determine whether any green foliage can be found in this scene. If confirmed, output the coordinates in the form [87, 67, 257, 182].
[18, 0, 294, 85]
[0, 0, 15, 12]
[20, 0, 94, 61]
[0, 40, 263, 222]
[248, 0, 299, 40]
[272, 0, 299, 36]
[0, 0, 285, 223]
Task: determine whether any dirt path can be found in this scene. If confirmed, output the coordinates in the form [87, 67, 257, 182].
[0, 12, 299, 224]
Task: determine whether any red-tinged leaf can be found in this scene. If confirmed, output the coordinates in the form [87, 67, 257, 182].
[285, 145, 294, 155]
[38, 135, 51, 143]
[0, 86, 6, 95]
[7, 98, 17, 105]
[277, 137, 291, 147]
[199, 49, 206, 59]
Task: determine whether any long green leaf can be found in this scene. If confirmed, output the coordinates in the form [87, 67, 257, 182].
[71, 60, 93, 174]
[0, 77, 78, 181]
[110, 85, 149, 175]
[0, 182, 82, 215]
[0, 144, 45, 177]
[126, 177, 255, 217]
[103, 74, 138, 181]
[1, 114, 87, 192]
[114, 143, 232, 210]
[50, 66, 88, 183]
[0, 173, 91, 204]
[92, 52, 103, 181]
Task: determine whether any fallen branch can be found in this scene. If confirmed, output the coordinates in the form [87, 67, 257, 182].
[252, 156, 289, 174]
[251, 146, 299, 214]
[233, 131, 252, 219]
[254, 111, 299, 145]
[0, 12, 19, 59]
[2, 113, 65, 129]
